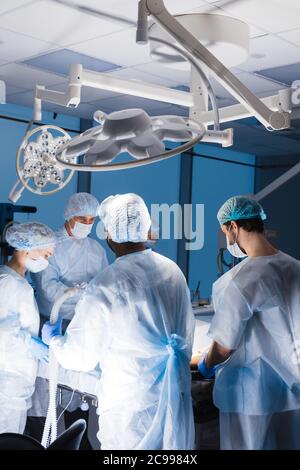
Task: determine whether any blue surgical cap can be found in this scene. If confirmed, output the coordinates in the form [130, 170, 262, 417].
[6, 222, 56, 251]
[217, 196, 267, 225]
[64, 192, 99, 220]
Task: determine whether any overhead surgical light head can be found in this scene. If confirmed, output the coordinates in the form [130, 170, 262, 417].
[56, 108, 204, 169]
[10, 105, 206, 200]
[13, 125, 74, 198]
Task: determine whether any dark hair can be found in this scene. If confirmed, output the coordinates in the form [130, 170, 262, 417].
[224, 218, 264, 233]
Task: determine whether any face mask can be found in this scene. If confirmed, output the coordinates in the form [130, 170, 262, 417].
[226, 227, 247, 259]
[25, 257, 49, 273]
[71, 222, 93, 239]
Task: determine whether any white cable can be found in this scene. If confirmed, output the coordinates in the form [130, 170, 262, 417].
[41, 287, 80, 448]
[56, 389, 76, 425]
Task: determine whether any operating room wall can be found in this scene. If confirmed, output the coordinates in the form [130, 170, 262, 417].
[255, 154, 300, 260]
[90, 149, 182, 263]
[0, 103, 80, 230]
[189, 144, 256, 299]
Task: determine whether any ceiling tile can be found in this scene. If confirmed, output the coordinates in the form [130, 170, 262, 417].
[254, 63, 300, 87]
[237, 35, 300, 72]
[22, 48, 120, 76]
[213, 0, 300, 34]
[0, 0, 125, 46]
[6, 84, 29, 95]
[0, 63, 65, 89]
[7, 89, 35, 108]
[108, 66, 180, 87]
[0, 0, 34, 15]
[134, 62, 191, 86]
[0, 27, 57, 62]
[67, 0, 207, 22]
[278, 28, 300, 47]
[70, 28, 152, 67]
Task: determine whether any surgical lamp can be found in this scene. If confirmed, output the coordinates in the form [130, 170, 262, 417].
[8, 0, 291, 201]
[9, 125, 73, 202]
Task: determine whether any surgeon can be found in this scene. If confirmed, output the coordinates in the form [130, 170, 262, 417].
[28, 192, 108, 447]
[42, 193, 195, 450]
[32, 192, 108, 324]
[192, 195, 300, 450]
[0, 222, 55, 433]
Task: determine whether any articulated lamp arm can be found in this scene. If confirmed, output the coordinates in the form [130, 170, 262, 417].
[138, 0, 290, 131]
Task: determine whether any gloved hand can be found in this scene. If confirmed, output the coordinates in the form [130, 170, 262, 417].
[198, 352, 217, 379]
[42, 317, 63, 345]
[30, 336, 49, 363]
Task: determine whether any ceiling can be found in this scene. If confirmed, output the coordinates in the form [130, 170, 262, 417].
[0, 0, 300, 157]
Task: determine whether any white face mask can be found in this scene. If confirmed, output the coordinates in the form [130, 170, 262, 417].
[226, 227, 247, 259]
[71, 221, 93, 239]
[25, 256, 49, 273]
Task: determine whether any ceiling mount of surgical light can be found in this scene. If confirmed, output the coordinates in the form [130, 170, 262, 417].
[9, 0, 292, 202]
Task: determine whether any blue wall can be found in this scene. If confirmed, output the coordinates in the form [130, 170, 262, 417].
[0, 103, 80, 231]
[91, 150, 181, 264]
[255, 154, 300, 260]
[189, 143, 255, 298]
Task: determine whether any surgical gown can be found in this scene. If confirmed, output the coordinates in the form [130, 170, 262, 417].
[0, 265, 39, 433]
[32, 227, 109, 321]
[51, 249, 195, 450]
[29, 227, 109, 417]
[208, 251, 300, 449]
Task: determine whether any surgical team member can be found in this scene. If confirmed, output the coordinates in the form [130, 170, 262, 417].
[42, 193, 195, 450]
[0, 222, 55, 433]
[32, 192, 108, 324]
[193, 196, 300, 450]
[28, 192, 108, 447]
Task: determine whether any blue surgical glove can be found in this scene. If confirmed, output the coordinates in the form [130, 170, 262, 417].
[42, 318, 63, 345]
[198, 352, 217, 379]
[30, 336, 49, 363]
